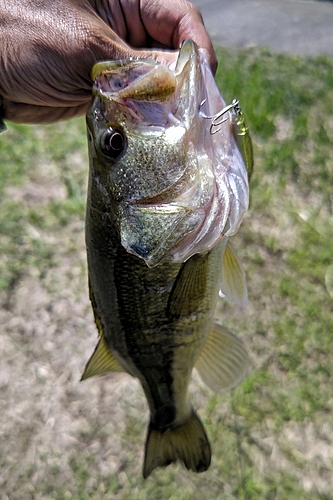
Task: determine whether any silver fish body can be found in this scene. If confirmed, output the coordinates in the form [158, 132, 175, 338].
[84, 40, 250, 477]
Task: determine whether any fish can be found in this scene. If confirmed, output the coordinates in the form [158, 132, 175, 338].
[83, 40, 251, 478]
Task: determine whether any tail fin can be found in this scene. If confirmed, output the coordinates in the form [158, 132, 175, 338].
[143, 409, 211, 478]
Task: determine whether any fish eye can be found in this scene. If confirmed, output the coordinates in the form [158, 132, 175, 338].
[100, 128, 126, 159]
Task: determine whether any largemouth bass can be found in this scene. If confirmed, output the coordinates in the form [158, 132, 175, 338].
[83, 40, 251, 478]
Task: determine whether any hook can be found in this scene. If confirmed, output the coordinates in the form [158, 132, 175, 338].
[200, 99, 240, 135]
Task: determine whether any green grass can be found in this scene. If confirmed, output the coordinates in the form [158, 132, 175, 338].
[0, 120, 87, 292]
[1, 48, 333, 499]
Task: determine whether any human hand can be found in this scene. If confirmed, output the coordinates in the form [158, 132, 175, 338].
[0, 0, 217, 124]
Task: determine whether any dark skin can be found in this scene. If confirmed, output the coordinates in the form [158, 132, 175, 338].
[0, 0, 217, 124]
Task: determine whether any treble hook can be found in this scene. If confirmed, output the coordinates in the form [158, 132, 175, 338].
[200, 98, 240, 135]
[200, 98, 253, 179]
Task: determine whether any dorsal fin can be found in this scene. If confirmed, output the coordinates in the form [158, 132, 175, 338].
[195, 323, 249, 392]
[81, 336, 124, 381]
[220, 241, 248, 307]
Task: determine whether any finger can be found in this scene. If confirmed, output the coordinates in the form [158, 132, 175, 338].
[0, 0, 135, 109]
[140, 0, 217, 73]
[92, 0, 217, 73]
[2, 98, 90, 124]
[175, 11, 218, 73]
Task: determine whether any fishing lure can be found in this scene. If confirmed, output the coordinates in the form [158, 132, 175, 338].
[201, 98, 254, 180]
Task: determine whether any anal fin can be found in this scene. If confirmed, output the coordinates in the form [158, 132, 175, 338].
[81, 336, 124, 381]
[195, 323, 249, 392]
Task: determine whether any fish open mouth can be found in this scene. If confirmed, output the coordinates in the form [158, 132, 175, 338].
[92, 59, 178, 103]
[89, 41, 249, 267]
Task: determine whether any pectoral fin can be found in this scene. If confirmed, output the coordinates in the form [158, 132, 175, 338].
[81, 337, 124, 381]
[195, 323, 249, 392]
[167, 252, 209, 319]
[220, 241, 248, 307]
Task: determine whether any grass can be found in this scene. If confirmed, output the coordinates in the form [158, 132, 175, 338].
[0, 47, 333, 499]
